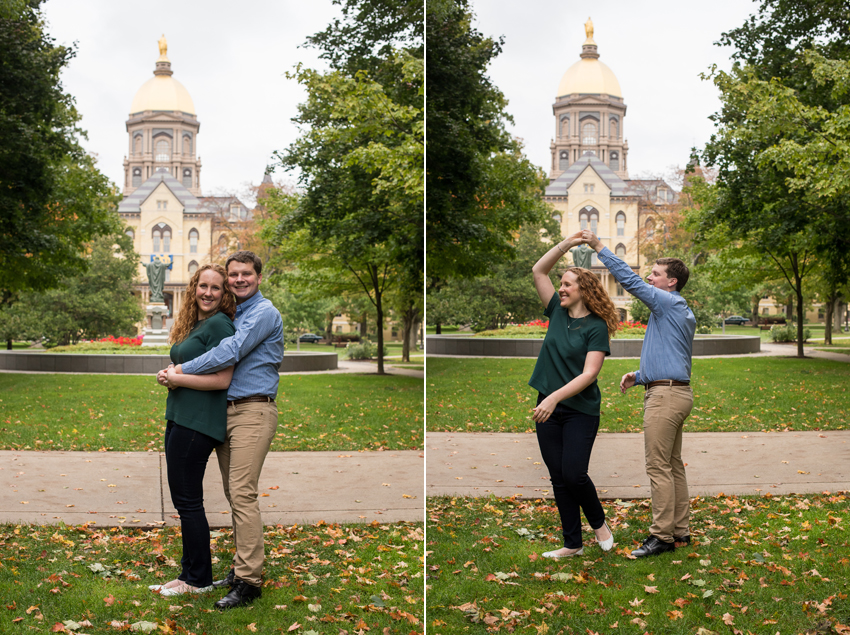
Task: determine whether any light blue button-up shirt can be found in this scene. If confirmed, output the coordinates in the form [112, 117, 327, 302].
[597, 247, 695, 385]
[181, 290, 284, 400]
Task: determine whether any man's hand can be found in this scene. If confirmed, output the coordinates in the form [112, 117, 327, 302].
[532, 395, 558, 424]
[620, 372, 636, 394]
[581, 230, 601, 251]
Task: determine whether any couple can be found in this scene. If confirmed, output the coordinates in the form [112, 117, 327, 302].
[530, 230, 695, 559]
[153, 251, 284, 609]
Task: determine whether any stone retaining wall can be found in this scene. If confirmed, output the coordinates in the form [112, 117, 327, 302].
[0, 351, 338, 374]
[425, 334, 761, 358]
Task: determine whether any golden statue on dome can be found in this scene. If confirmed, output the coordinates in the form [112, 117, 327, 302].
[584, 17, 595, 43]
[157, 34, 168, 60]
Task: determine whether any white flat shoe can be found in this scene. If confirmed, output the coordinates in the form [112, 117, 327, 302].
[542, 547, 584, 558]
[596, 522, 614, 552]
[158, 583, 215, 597]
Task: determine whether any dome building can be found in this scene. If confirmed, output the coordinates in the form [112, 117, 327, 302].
[118, 37, 249, 320]
[543, 20, 677, 320]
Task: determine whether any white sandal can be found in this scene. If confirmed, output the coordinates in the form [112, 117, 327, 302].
[596, 521, 614, 552]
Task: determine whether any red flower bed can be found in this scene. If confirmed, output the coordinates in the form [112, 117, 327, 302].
[97, 335, 143, 346]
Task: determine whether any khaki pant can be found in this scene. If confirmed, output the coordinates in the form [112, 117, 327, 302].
[216, 401, 278, 586]
[643, 385, 693, 542]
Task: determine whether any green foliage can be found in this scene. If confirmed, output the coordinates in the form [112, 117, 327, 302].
[426, 222, 561, 332]
[345, 339, 388, 360]
[0, 2, 119, 297]
[628, 297, 650, 324]
[0, 233, 143, 346]
[769, 324, 811, 343]
[426, 357, 850, 433]
[425, 0, 552, 284]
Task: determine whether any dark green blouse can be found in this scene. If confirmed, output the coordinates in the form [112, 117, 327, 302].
[165, 311, 235, 442]
[528, 293, 611, 416]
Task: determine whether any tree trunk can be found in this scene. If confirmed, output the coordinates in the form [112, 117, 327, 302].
[435, 322, 442, 335]
[375, 293, 385, 375]
[6, 339, 11, 350]
[824, 297, 835, 346]
[751, 296, 760, 325]
[359, 313, 367, 341]
[400, 307, 419, 363]
[795, 281, 805, 358]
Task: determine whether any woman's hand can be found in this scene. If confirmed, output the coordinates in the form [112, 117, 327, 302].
[532, 395, 558, 424]
[157, 364, 174, 389]
[166, 366, 182, 388]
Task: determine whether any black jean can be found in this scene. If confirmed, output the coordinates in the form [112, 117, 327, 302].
[535, 394, 606, 548]
[164, 420, 219, 587]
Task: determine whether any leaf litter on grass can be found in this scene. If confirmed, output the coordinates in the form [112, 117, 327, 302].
[426, 491, 850, 634]
[1, 520, 424, 634]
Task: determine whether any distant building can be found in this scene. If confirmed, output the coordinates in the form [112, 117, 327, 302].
[543, 19, 676, 320]
[118, 38, 250, 318]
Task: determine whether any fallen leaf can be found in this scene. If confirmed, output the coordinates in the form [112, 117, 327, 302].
[103, 594, 115, 606]
[247, 624, 257, 632]
[722, 613, 735, 626]
[644, 585, 659, 594]
[288, 623, 301, 632]
[667, 610, 683, 620]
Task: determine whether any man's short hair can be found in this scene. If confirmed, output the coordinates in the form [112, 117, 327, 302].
[656, 257, 689, 291]
[226, 250, 263, 276]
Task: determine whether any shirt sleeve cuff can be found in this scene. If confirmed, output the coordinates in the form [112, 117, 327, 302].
[634, 370, 642, 385]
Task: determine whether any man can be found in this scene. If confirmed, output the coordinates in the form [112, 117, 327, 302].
[162, 250, 283, 607]
[582, 230, 696, 558]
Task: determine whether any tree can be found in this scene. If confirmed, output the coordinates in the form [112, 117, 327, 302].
[0, 232, 144, 346]
[698, 1, 850, 356]
[0, 2, 118, 299]
[425, 0, 553, 287]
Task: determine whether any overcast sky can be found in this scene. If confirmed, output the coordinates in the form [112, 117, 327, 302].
[471, 0, 760, 186]
[41, 0, 341, 200]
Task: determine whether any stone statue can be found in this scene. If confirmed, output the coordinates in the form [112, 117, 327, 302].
[584, 17, 594, 41]
[158, 34, 168, 59]
[570, 244, 594, 269]
[145, 256, 171, 303]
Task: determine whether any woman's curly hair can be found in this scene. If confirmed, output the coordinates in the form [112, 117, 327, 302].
[169, 264, 236, 345]
[563, 267, 620, 338]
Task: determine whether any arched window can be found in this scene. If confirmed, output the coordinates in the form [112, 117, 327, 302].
[155, 139, 170, 162]
[189, 228, 199, 253]
[132, 168, 142, 188]
[188, 261, 198, 275]
[646, 218, 655, 238]
[579, 210, 598, 234]
[152, 228, 161, 252]
[183, 168, 192, 189]
[616, 211, 626, 236]
[560, 117, 569, 138]
[162, 228, 171, 253]
[183, 136, 192, 156]
[559, 151, 568, 171]
[610, 151, 619, 172]
[218, 235, 228, 256]
[615, 243, 627, 257]
[126, 229, 134, 241]
[582, 121, 597, 145]
[609, 119, 619, 140]
[133, 135, 142, 155]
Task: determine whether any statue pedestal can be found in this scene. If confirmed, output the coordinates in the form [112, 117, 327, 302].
[143, 303, 170, 347]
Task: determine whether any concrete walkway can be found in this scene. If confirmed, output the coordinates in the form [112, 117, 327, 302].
[427, 430, 850, 499]
[1, 449, 424, 527]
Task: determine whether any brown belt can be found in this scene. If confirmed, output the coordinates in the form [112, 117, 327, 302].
[645, 380, 690, 390]
[227, 395, 275, 406]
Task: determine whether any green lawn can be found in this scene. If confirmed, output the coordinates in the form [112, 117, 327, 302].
[0, 373, 423, 452]
[426, 357, 850, 433]
[1, 521, 423, 634]
[426, 493, 849, 634]
[816, 348, 850, 356]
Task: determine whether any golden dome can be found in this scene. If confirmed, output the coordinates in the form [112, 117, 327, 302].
[129, 37, 196, 115]
[556, 19, 622, 98]
[556, 58, 622, 98]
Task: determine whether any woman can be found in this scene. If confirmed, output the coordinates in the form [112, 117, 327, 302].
[150, 264, 236, 596]
[529, 232, 620, 558]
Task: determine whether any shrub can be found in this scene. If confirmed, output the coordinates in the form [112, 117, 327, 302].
[697, 325, 713, 335]
[345, 340, 387, 360]
[770, 324, 810, 343]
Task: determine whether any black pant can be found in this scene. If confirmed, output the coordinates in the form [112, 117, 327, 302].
[535, 394, 606, 549]
[164, 421, 219, 587]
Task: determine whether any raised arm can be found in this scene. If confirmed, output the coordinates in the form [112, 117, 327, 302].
[581, 230, 666, 314]
[532, 231, 584, 305]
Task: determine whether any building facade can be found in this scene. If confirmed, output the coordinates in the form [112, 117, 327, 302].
[543, 19, 675, 320]
[118, 37, 248, 320]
